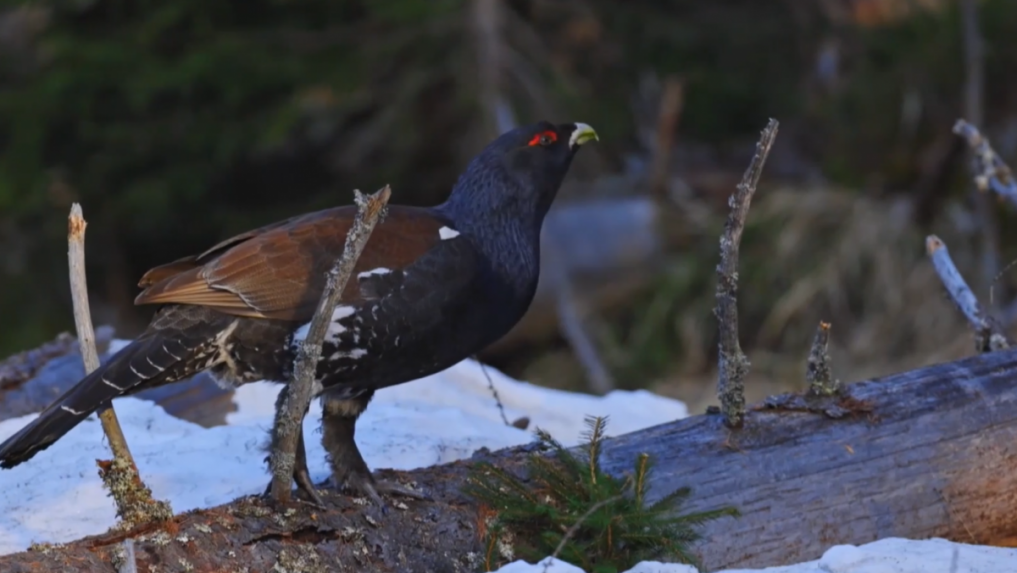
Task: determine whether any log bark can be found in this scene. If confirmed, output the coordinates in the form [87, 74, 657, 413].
[2, 347, 1017, 572]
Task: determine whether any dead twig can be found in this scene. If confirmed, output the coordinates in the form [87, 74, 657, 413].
[806, 321, 838, 396]
[715, 119, 779, 428]
[68, 204, 171, 525]
[476, 357, 511, 427]
[268, 186, 392, 502]
[926, 235, 1011, 353]
[953, 119, 1017, 209]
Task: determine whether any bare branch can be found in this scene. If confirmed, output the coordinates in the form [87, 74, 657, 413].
[715, 119, 779, 428]
[476, 357, 511, 427]
[268, 186, 392, 502]
[806, 321, 838, 396]
[67, 205, 103, 385]
[68, 204, 171, 525]
[926, 235, 1011, 353]
[953, 119, 1017, 209]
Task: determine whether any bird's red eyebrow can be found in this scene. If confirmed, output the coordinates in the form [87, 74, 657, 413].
[528, 130, 558, 146]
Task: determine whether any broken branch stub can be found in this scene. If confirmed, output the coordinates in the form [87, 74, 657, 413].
[926, 234, 1011, 352]
[67, 204, 171, 525]
[953, 119, 1017, 208]
[715, 118, 779, 428]
[806, 321, 838, 396]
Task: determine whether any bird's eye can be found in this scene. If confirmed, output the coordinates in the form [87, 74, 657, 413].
[528, 130, 558, 147]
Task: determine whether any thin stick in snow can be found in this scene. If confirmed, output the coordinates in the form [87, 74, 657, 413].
[68, 204, 171, 525]
[715, 119, 779, 428]
[953, 119, 1017, 209]
[926, 234, 1011, 352]
[268, 185, 392, 502]
[806, 321, 838, 396]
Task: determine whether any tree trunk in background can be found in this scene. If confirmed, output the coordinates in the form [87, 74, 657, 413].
[1, 345, 1016, 572]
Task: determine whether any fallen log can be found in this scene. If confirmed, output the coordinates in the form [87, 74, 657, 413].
[1, 346, 1017, 572]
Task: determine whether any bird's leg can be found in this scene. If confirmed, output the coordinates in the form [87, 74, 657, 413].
[321, 390, 429, 507]
[262, 384, 325, 507]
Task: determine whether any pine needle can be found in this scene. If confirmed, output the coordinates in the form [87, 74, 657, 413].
[465, 416, 740, 571]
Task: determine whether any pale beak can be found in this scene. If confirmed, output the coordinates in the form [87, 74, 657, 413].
[569, 123, 599, 149]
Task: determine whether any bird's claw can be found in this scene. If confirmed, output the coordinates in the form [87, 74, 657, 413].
[261, 470, 327, 509]
[338, 473, 430, 515]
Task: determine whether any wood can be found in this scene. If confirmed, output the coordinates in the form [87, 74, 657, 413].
[68, 204, 171, 525]
[715, 119, 779, 427]
[926, 234, 1011, 352]
[269, 185, 391, 502]
[3, 347, 1017, 572]
[68, 206, 134, 470]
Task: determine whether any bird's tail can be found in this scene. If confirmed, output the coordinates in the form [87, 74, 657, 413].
[0, 331, 204, 469]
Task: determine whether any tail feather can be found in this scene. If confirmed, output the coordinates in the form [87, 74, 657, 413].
[0, 334, 195, 469]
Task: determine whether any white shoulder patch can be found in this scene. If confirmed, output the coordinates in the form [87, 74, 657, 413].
[438, 226, 460, 240]
[357, 267, 392, 279]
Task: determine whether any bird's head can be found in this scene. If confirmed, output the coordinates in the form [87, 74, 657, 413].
[443, 121, 598, 225]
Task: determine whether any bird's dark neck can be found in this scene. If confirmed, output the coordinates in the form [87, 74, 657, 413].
[437, 164, 549, 296]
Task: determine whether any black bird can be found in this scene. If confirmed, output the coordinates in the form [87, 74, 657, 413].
[0, 121, 598, 504]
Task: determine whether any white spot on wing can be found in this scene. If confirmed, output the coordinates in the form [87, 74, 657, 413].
[292, 322, 311, 344]
[438, 226, 460, 240]
[327, 306, 356, 342]
[61, 405, 85, 416]
[292, 306, 357, 345]
[357, 268, 392, 279]
[330, 348, 368, 360]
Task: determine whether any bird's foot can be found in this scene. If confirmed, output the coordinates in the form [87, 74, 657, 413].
[261, 460, 327, 509]
[335, 471, 431, 514]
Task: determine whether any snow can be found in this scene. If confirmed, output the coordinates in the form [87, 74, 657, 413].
[493, 538, 1017, 573]
[1, 343, 1015, 573]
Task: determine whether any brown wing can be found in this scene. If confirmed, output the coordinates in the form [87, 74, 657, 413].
[136, 212, 310, 289]
[134, 205, 452, 321]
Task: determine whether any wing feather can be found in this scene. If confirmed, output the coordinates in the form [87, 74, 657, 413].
[134, 205, 451, 322]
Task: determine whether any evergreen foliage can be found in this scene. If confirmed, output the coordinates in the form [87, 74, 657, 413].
[465, 416, 739, 572]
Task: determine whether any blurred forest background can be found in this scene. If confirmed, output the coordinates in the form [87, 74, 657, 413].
[2, 0, 1016, 413]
